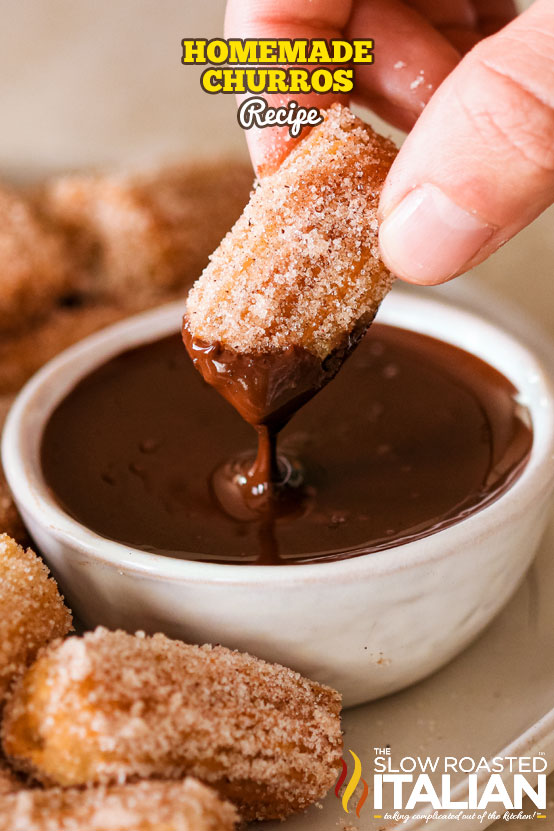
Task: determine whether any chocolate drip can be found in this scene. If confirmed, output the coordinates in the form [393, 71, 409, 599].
[182, 315, 370, 518]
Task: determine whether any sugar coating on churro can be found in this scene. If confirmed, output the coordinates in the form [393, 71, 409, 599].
[0, 536, 72, 708]
[0, 777, 237, 831]
[3, 627, 342, 821]
[45, 161, 253, 300]
[0, 187, 71, 334]
[186, 104, 397, 359]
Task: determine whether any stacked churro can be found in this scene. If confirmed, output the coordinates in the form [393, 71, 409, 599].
[0, 160, 252, 398]
[0, 537, 342, 824]
[2, 627, 342, 821]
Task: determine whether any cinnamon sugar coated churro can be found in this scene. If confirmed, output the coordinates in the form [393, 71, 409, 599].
[2, 627, 343, 821]
[0, 535, 72, 708]
[45, 161, 253, 301]
[185, 104, 397, 360]
[0, 187, 71, 334]
[0, 778, 237, 831]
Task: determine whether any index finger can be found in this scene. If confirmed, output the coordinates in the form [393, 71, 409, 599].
[224, 0, 353, 175]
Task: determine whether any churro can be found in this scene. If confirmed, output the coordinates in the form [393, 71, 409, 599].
[0, 186, 71, 335]
[3, 627, 342, 821]
[185, 105, 396, 362]
[183, 105, 396, 432]
[0, 535, 72, 709]
[45, 160, 253, 300]
[0, 777, 237, 831]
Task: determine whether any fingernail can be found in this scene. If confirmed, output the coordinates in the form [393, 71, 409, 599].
[379, 184, 495, 284]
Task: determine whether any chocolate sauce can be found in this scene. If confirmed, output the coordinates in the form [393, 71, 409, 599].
[182, 317, 368, 515]
[41, 326, 532, 565]
[182, 318, 369, 432]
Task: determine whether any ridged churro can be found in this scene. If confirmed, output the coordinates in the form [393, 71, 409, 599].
[185, 105, 396, 362]
[2, 627, 342, 821]
[0, 778, 237, 831]
[0, 536, 72, 709]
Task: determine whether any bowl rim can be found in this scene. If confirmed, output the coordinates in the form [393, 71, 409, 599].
[3, 291, 554, 586]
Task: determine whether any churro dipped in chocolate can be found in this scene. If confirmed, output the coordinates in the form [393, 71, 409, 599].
[183, 105, 396, 511]
[0, 535, 72, 709]
[0, 778, 237, 831]
[2, 627, 342, 821]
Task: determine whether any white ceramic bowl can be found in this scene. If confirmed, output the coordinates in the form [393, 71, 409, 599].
[3, 292, 554, 707]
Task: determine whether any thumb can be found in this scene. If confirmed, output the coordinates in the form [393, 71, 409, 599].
[378, 0, 554, 285]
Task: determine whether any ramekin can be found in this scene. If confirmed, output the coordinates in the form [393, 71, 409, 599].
[3, 292, 554, 707]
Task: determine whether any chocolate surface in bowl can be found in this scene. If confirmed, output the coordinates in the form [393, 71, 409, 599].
[40, 324, 532, 565]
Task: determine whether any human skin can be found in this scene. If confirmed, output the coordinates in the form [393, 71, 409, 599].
[225, 0, 554, 285]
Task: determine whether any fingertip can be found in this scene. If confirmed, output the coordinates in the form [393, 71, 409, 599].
[238, 91, 347, 176]
[244, 124, 299, 177]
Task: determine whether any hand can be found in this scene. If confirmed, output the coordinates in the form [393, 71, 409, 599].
[225, 0, 554, 285]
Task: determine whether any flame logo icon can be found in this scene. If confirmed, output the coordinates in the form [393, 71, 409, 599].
[335, 750, 369, 817]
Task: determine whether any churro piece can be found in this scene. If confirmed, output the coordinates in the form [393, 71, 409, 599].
[0, 778, 237, 831]
[0, 535, 72, 709]
[3, 628, 342, 821]
[45, 161, 253, 300]
[185, 105, 397, 361]
[0, 186, 71, 335]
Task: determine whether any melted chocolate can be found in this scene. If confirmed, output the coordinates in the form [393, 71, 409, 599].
[182, 316, 369, 518]
[41, 326, 532, 565]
